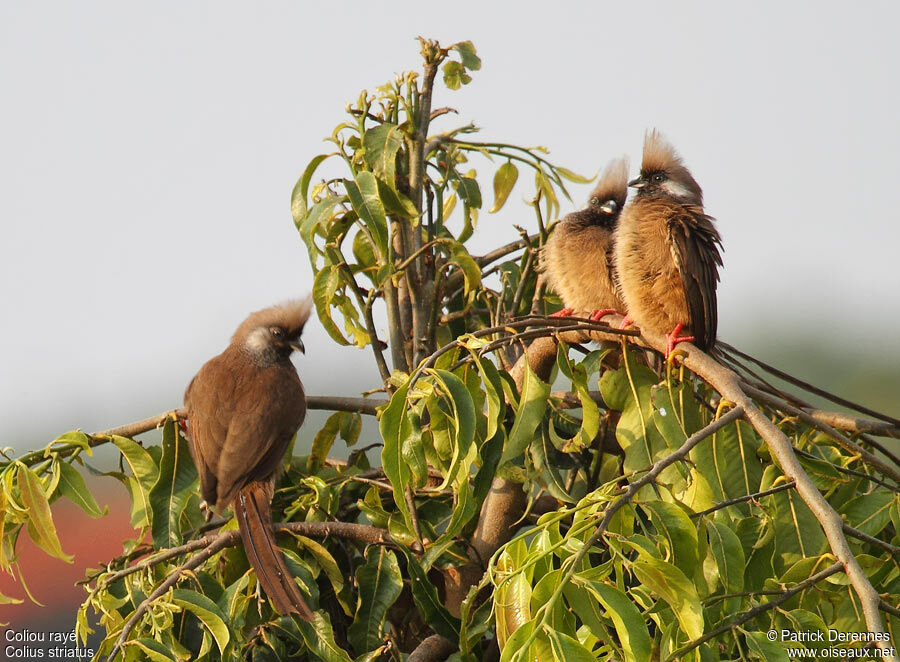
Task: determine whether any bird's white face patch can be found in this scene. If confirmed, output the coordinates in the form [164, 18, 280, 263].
[244, 327, 271, 354]
[662, 179, 693, 200]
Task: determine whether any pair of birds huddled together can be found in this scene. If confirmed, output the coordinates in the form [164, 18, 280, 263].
[179, 131, 723, 622]
[542, 130, 723, 357]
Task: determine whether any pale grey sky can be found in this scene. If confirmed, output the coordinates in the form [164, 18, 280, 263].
[2, 2, 898, 446]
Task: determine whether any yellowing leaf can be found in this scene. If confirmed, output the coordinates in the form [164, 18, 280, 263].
[17, 464, 73, 563]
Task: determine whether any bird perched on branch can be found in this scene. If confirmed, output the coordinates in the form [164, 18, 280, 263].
[614, 130, 723, 357]
[184, 299, 314, 620]
[541, 157, 629, 321]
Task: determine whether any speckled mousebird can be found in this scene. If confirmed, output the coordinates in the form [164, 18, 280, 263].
[541, 157, 629, 321]
[184, 299, 314, 620]
[613, 130, 723, 357]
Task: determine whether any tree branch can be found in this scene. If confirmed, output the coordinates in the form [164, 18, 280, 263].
[407, 634, 455, 662]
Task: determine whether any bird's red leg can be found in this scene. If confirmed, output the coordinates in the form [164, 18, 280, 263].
[618, 315, 634, 330]
[665, 322, 695, 359]
[549, 307, 575, 318]
[588, 309, 619, 322]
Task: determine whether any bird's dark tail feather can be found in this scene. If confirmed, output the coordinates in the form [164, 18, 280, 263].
[235, 481, 315, 620]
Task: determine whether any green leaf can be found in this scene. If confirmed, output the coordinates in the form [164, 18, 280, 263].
[287, 613, 354, 662]
[489, 161, 519, 213]
[744, 631, 789, 661]
[531, 424, 575, 503]
[455, 175, 482, 209]
[501, 363, 551, 464]
[313, 265, 352, 346]
[347, 547, 403, 654]
[451, 40, 482, 71]
[556, 166, 593, 184]
[340, 412, 362, 447]
[546, 629, 596, 662]
[602, 353, 667, 475]
[127, 638, 177, 661]
[768, 483, 827, 570]
[148, 419, 198, 549]
[442, 60, 472, 90]
[112, 434, 159, 487]
[690, 419, 763, 509]
[495, 546, 532, 651]
[55, 461, 104, 518]
[171, 589, 231, 656]
[375, 176, 418, 220]
[448, 245, 482, 295]
[641, 501, 699, 577]
[430, 370, 477, 488]
[363, 124, 403, 185]
[632, 556, 704, 639]
[291, 153, 331, 226]
[292, 535, 345, 596]
[706, 520, 745, 593]
[840, 490, 893, 537]
[401, 548, 460, 642]
[345, 173, 388, 258]
[17, 464, 73, 563]
[651, 383, 703, 448]
[299, 197, 342, 265]
[578, 579, 652, 662]
[379, 381, 413, 526]
[309, 412, 344, 473]
[499, 620, 536, 662]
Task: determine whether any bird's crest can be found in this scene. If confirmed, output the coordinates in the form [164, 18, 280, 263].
[590, 157, 629, 210]
[233, 298, 312, 343]
[641, 129, 703, 204]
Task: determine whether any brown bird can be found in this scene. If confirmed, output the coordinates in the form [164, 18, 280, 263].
[541, 157, 629, 321]
[614, 130, 723, 357]
[184, 299, 314, 620]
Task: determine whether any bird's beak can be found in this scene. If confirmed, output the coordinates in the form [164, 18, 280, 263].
[628, 177, 645, 189]
[599, 200, 618, 215]
[289, 339, 305, 354]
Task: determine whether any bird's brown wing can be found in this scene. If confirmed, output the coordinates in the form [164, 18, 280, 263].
[213, 365, 306, 506]
[184, 360, 235, 506]
[666, 209, 723, 350]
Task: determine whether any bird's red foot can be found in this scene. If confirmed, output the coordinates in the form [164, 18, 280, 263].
[618, 315, 634, 330]
[665, 322, 695, 359]
[550, 307, 575, 318]
[588, 308, 619, 322]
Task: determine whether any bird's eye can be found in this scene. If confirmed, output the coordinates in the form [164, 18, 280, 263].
[651, 173, 665, 183]
[270, 327, 283, 338]
[589, 197, 600, 206]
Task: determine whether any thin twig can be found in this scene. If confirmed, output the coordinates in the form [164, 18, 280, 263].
[666, 562, 844, 661]
[744, 384, 900, 486]
[690, 481, 797, 519]
[441, 235, 536, 295]
[107, 532, 235, 661]
[843, 523, 900, 556]
[306, 396, 387, 416]
[718, 341, 900, 427]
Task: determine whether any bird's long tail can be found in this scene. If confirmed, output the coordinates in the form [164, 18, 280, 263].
[235, 481, 315, 620]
